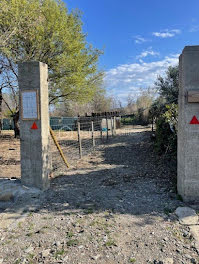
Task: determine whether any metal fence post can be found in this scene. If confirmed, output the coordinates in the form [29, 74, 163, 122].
[77, 122, 82, 159]
[91, 121, 95, 147]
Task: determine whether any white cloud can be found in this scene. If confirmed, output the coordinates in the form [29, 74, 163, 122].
[189, 25, 199, 32]
[152, 29, 181, 38]
[104, 54, 179, 103]
[136, 49, 159, 59]
[134, 35, 148, 44]
[153, 32, 173, 38]
[171, 29, 181, 34]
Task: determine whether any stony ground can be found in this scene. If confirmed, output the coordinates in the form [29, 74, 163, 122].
[0, 127, 199, 264]
[0, 131, 20, 178]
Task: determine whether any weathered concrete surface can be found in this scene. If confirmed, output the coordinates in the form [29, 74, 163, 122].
[175, 206, 198, 225]
[178, 46, 199, 201]
[190, 225, 199, 251]
[18, 61, 50, 190]
[0, 178, 41, 202]
[0, 178, 43, 229]
[176, 206, 199, 252]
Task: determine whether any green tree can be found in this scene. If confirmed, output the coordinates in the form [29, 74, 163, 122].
[0, 0, 103, 134]
[150, 65, 179, 154]
[154, 104, 178, 154]
[149, 97, 166, 121]
[155, 65, 179, 104]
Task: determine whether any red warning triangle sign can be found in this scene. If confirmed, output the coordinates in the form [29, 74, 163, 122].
[31, 122, 38, 130]
[190, 115, 199, 124]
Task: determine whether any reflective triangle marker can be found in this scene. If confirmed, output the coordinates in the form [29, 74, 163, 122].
[190, 115, 199, 124]
[31, 122, 38, 129]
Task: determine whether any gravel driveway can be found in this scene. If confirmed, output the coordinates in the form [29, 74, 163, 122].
[0, 128, 198, 264]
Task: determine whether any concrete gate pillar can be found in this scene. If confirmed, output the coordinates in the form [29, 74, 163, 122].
[178, 46, 199, 201]
[18, 61, 50, 190]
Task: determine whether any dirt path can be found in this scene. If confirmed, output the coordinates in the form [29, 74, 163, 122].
[0, 128, 199, 264]
[0, 132, 20, 179]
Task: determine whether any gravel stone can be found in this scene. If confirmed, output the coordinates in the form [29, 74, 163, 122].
[0, 127, 198, 264]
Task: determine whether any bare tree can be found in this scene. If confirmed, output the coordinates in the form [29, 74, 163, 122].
[50, 92, 122, 117]
[0, 56, 19, 136]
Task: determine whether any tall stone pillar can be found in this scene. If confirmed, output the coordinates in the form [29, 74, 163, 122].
[18, 61, 50, 190]
[178, 46, 199, 201]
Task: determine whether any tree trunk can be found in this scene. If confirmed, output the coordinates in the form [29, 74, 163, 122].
[0, 89, 2, 135]
[13, 111, 20, 138]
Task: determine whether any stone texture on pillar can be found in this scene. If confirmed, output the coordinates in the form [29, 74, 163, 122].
[18, 61, 50, 190]
[178, 46, 199, 202]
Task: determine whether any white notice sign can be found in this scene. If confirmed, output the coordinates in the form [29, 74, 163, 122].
[21, 91, 38, 119]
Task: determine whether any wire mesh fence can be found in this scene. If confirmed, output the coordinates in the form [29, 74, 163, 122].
[50, 116, 117, 174]
[0, 116, 153, 179]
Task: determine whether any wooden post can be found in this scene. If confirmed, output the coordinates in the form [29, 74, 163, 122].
[100, 121, 103, 142]
[111, 117, 114, 137]
[106, 115, 109, 140]
[113, 116, 116, 135]
[91, 121, 95, 147]
[152, 117, 154, 132]
[77, 122, 82, 159]
[50, 127, 70, 168]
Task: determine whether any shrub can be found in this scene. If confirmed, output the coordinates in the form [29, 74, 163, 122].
[154, 104, 177, 155]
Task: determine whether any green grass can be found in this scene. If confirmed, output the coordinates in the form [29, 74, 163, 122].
[172, 229, 183, 240]
[66, 239, 79, 247]
[28, 253, 35, 259]
[42, 225, 49, 229]
[66, 231, 74, 238]
[28, 223, 34, 231]
[26, 232, 34, 237]
[27, 253, 35, 264]
[4, 240, 11, 244]
[129, 258, 136, 263]
[17, 222, 23, 228]
[54, 249, 65, 259]
[104, 239, 117, 247]
[84, 208, 94, 214]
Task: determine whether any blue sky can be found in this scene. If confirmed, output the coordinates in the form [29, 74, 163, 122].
[65, 0, 199, 103]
